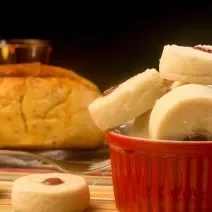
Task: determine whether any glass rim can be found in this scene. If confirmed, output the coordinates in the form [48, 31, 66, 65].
[0, 39, 51, 48]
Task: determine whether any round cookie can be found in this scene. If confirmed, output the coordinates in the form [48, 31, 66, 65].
[159, 44, 212, 84]
[170, 81, 188, 90]
[89, 69, 168, 131]
[149, 84, 212, 141]
[129, 110, 151, 138]
[12, 173, 90, 212]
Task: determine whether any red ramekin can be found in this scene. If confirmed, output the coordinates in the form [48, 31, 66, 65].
[107, 131, 212, 212]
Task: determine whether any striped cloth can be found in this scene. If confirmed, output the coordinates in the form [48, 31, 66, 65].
[0, 167, 117, 211]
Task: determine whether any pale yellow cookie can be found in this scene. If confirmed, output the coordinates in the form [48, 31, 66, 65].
[12, 173, 90, 212]
[89, 69, 168, 131]
[130, 110, 151, 138]
[149, 84, 212, 141]
[160, 45, 212, 84]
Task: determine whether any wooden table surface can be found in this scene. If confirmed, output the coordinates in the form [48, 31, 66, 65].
[0, 167, 117, 211]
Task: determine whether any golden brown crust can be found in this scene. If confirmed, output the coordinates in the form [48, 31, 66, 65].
[0, 63, 99, 92]
[0, 64, 105, 149]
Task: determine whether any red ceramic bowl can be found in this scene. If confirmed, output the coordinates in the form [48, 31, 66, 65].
[107, 125, 212, 212]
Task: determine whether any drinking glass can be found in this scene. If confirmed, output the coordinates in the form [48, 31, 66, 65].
[0, 39, 52, 64]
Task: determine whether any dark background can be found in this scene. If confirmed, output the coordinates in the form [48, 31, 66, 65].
[1, 3, 212, 91]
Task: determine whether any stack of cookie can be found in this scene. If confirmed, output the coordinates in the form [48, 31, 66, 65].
[89, 44, 212, 141]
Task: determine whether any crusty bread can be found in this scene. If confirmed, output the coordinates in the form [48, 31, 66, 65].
[0, 63, 105, 149]
[159, 44, 212, 84]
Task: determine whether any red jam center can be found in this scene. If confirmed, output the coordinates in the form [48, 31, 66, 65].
[194, 46, 212, 53]
[102, 85, 119, 97]
[43, 177, 64, 185]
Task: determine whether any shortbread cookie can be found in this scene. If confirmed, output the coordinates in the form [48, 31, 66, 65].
[89, 69, 168, 131]
[12, 173, 90, 212]
[159, 45, 212, 84]
[149, 84, 212, 141]
[170, 81, 188, 90]
[129, 110, 151, 138]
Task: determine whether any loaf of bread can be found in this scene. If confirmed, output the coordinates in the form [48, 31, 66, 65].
[0, 63, 105, 149]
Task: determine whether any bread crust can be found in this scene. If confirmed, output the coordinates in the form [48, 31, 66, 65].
[0, 63, 104, 149]
[0, 63, 99, 91]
